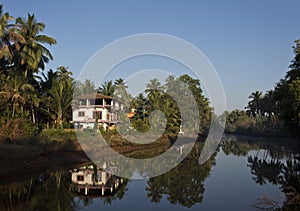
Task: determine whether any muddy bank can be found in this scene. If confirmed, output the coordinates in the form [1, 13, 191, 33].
[0, 144, 90, 184]
[0, 141, 170, 180]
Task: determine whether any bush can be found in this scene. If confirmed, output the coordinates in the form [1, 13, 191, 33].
[38, 129, 77, 143]
[0, 118, 39, 142]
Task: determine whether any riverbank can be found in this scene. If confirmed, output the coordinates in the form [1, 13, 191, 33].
[1, 128, 298, 179]
[0, 130, 173, 177]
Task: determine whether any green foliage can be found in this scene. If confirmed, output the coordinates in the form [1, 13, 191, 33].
[273, 40, 300, 136]
[224, 109, 284, 136]
[43, 66, 75, 129]
[35, 129, 80, 153]
[74, 79, 96, 96]
[97, 80, 116, 96]
[131, 118, 150, 132]
[38, 129, 77, 143]
[243, 39, 300, 136]
[130, 74, 211, 135]
[0, 5, 78, 137]
[0, 118, 39, 142]
[146, 143, 216, 208]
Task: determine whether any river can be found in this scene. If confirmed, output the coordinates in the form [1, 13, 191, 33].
[0, 135, 299, 210]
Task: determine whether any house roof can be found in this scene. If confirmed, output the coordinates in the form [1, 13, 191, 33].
[74, 93, 112, 100]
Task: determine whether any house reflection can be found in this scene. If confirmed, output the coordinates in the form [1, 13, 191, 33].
[70, 164, 123, 196]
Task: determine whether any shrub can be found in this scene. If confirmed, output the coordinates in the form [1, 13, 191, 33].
[0, 118, 39, 142]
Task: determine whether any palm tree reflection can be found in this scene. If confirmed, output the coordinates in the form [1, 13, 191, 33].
[145, 142, 216, 208]
[247, 148, 300, 209]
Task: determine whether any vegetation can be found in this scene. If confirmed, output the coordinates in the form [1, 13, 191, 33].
[0, 3, 299, 211]
[123, 74, 211, 135]
[0, 5, 75, 141]
[0, 166, 129, 210]
[221, 135, 300, 210]
[1, 2, 299, 145]
[146, 142, 216, 208]
[0, 3, 299, 142]
[224, 109, 284, 136]
[225, 39, 300, 137]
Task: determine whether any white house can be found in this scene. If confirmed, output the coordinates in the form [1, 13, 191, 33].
[70, 165, 123, 196]
[71, 165, 111, 186]
[72, 93, 123, 130]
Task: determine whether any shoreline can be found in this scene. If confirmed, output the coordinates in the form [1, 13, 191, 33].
[0, 132, 298, 181]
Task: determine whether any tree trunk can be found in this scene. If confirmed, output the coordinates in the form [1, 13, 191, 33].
[57, 109, 63, 129]
[31, 105, 36, 124]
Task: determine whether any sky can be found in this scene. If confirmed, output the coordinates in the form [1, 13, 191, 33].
[2, 0, 300, 110]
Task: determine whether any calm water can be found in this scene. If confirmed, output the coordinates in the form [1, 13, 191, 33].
[1, 135, 300, 210]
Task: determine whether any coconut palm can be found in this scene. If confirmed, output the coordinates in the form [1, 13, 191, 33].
[0, 72, 34, 117]
[47, 68, 75, 128]
[246, 90, 263, 117]
[145, 78, 164, 102]
[114, 78, 128, 96]
[98, 80, 116, 96]
[0, 5, 24, 63]
[75, 79, 96, 96]
[15, 13, 56, 78]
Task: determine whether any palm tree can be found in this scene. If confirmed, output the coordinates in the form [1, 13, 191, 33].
[48, 68, 74, 128]
[56, 66, 72, 79]
[76, 79, 96, 96]
[0, 5, 24, 63]
[114, 78, 127, 88]
[15, 13, 56, 78]
[165, 75, 176, 92]
[40, 67, 74, 128]
[0, 72, 34, 117]
[98, 80, 115, 96]
[114, 78, 128, 96]
[48, 79, 74, 128]
[145, 78, 164, 102]
[246, 90, 263, 117]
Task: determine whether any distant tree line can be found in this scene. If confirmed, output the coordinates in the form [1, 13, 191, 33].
[77, 74, 212, 135]
[225, 39, 300, 137]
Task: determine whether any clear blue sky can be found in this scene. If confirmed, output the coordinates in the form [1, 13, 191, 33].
[2, 0, 300, 110]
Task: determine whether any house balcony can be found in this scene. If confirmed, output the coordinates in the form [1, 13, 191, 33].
[74, 117, 120, 124]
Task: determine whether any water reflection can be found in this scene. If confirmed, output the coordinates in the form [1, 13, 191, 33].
[70, 164, 123, 196]
[247, 151, 300, 210]
[0, 135, 299, 210]
[146, 142, 216, 208]
[222, 135, 300, 210]
[0, 169, 78, 210]
[69, 164, 129, 206]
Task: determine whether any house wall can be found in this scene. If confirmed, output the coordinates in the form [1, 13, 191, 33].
[73, 107, 109, 129]
[72, 98, 122, 129]
[71, 169, 109, 185]
[73, 107, 108, 122]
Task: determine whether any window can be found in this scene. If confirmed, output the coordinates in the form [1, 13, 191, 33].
[78, 111, 85, 117]
[77, 175, 84, 181]
[93, 111, 102, 119]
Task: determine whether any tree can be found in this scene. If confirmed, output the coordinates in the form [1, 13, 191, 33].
[98, 80, 115, 96]
[286, 79, 300, 132]
[246, 90, 263, 117]
[0, 72, 35, 118]
[146, 143, 216, 208]
[178, 74, 211, 132]
[145, 78, 164, 103]
[15, 13, 56, 78]
[0, 5, 24, 64]
[274, 39, 300, 135]
[74, 79, 96, 96]
[41, 67, 74, 128]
